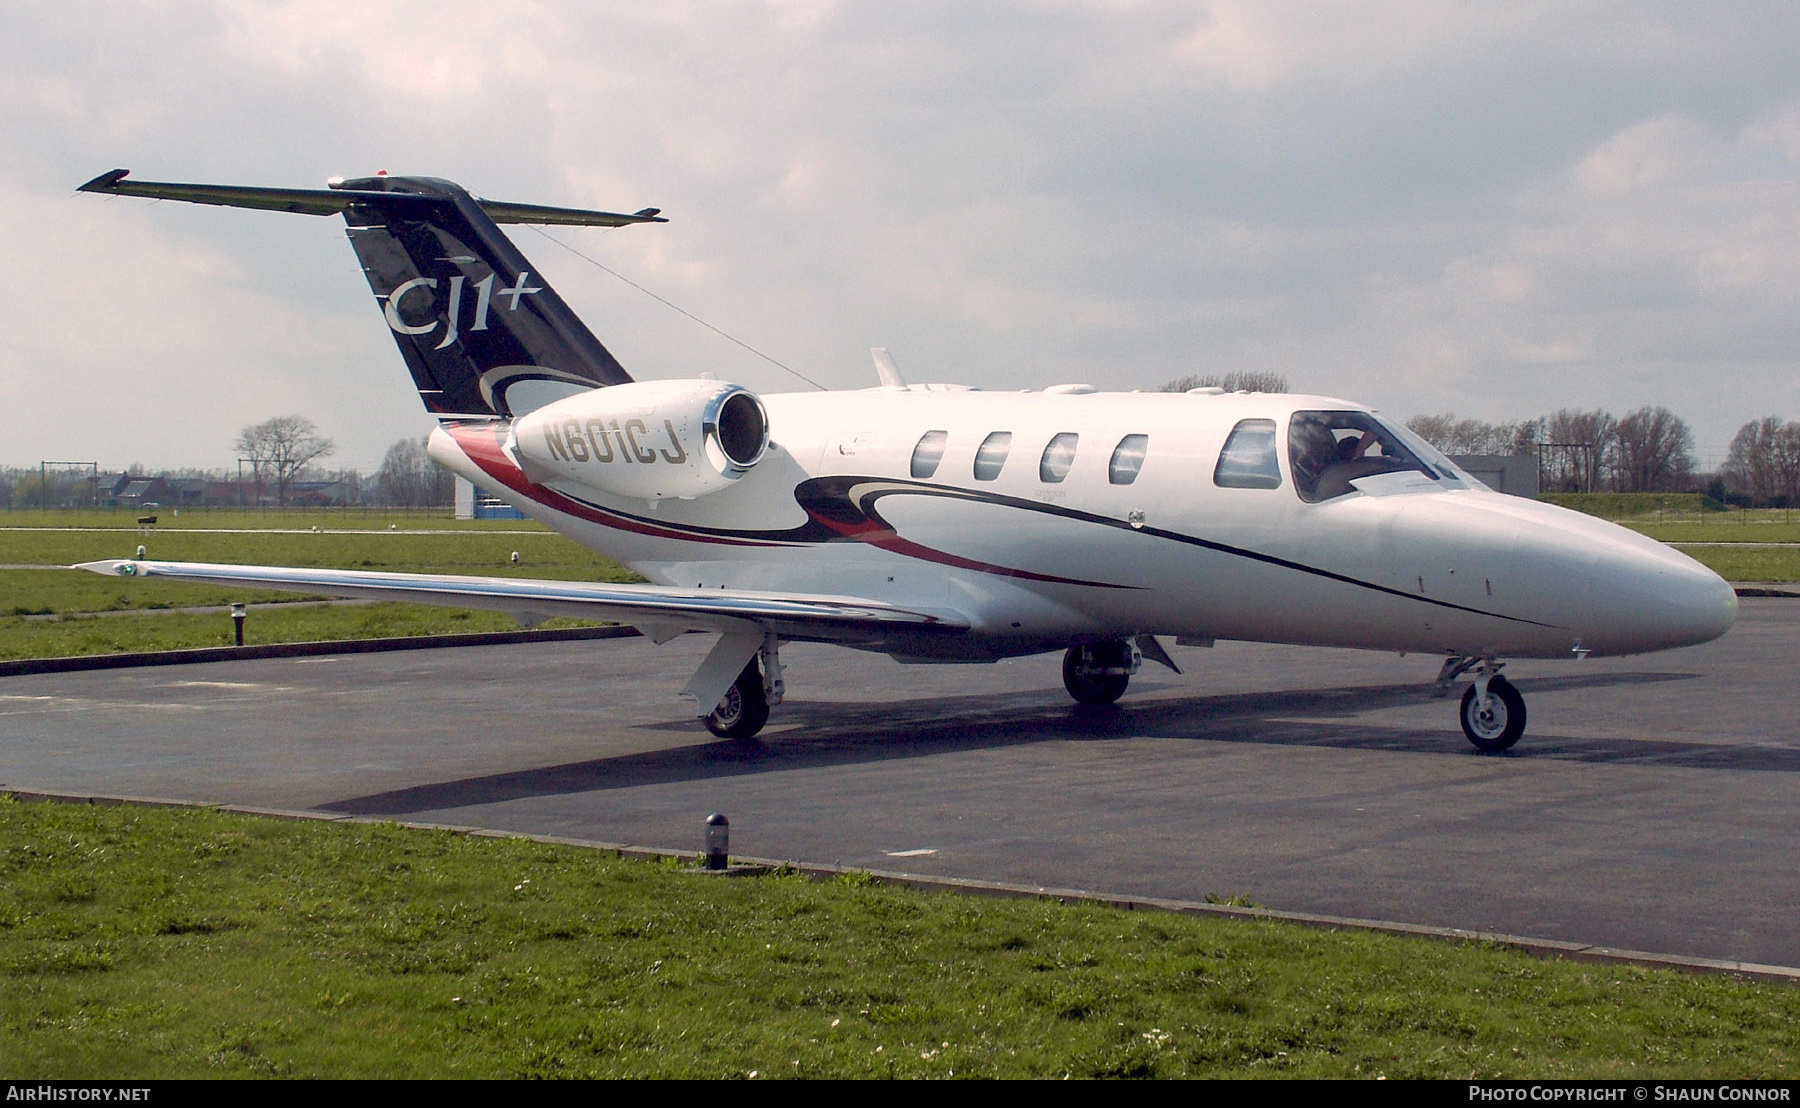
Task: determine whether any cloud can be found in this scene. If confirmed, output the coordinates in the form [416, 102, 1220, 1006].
[6, 1, 1800, 470]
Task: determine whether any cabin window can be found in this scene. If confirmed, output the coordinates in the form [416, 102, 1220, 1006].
[910, 430, 948, 479]
[1213, 419, 1282, 489]
[1108, 434, 1149, 485]
[1039, 433, 1078, 483]
[1288, 410, 1438, 503]
[973, 432, 1013, 481]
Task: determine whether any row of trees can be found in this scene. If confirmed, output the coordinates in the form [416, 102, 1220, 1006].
[376, 435, 455, 508]
[1722, 417, 1800, 507]
[1404, 407, 1800, 504]
[0, 416, 454, 510]
[233, 416, 452, 507]
[1405, 407, 1698, 494]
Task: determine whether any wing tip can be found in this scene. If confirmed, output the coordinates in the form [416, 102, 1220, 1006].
[73, 558, 136, 576]
[77, 169, 130, 194]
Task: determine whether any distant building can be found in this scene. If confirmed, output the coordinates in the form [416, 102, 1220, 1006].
[1450, 454, 1539, 498]
[116, 477, 170, 509]
[454, 475, 528, 520]
[289, 479, 352, 506]
[166, 478, 210, 506]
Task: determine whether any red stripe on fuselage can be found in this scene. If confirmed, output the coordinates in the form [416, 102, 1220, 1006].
[445, 423, 780, 547]
[806, 498, 1131, 589]
[446, 422, 1130, 588]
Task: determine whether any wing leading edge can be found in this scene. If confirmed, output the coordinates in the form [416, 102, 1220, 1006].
[73, 560, 968, 646]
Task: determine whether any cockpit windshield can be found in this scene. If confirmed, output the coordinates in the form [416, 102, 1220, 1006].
[1287, 410, 1442, 503]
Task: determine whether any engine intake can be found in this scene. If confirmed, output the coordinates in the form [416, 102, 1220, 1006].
[510, 379, 770, 500]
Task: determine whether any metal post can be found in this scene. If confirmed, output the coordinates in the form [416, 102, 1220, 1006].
[704, 813, 729, 870]
[231, 603, 246, 647]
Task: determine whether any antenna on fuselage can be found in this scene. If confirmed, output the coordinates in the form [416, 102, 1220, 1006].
[871, 348, 907, 389]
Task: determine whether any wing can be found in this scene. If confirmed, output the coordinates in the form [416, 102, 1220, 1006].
[73, 559, 967, 646]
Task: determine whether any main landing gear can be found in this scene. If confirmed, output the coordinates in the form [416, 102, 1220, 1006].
[1437, 655, 1527, 752]
[696, 633, 785, 740]
[704, 658, 770, 739]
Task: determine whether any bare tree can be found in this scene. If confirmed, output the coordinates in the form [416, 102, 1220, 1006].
[1157, 371, 1289, 393]
[1612, 406, 1693, 493]
[377, 435, 453, 507]
[234, 416, 334, 507]
[1725, 416, 1784, 506]
[1539, 408, 1617, 493]
[1406, 413, 1537, 456]
[1774, 424, 1800, 507]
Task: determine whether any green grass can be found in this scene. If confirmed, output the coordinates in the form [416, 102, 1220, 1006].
[0, 517, 640, 659]
[1627, 518, 1800, 544]
[3, 796, 1796, 1079]
[1541, 493, 1728, 518]
[0, 570, 318, 617]
[0, 528, 630, 578]
[0, 507, 548, 531]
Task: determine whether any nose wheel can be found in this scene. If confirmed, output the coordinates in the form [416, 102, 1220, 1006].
[1062, 641, 1140, 705]
[1459, 673, 1525, 752]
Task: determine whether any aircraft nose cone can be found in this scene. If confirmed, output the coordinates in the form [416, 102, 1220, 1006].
[1583, 543, 1737, 654]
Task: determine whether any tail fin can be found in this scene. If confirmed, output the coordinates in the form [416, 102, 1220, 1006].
[336, 174, 637, 417]
[78, 169, 666, 418]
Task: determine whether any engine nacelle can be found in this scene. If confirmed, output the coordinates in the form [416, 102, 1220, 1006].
[510, 379, 770, 501]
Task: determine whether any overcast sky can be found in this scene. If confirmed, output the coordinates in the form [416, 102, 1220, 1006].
[6, 1, 1799, 471]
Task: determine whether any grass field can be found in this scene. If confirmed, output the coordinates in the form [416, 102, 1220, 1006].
[0, 514, 639, 660]
[4, 796, 1796, 1080]
[0, 507, 547, 531]
[0, 527, 628, 578]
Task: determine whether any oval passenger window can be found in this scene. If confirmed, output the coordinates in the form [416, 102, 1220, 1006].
[1108, 434, 1149, 485]
[1039, 433, 1078, 483]
[910, 430, 948, 479]
[974, 432, 1013, 481]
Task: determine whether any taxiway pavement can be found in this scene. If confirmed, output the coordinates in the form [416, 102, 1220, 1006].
[3, 600, 1795, 966]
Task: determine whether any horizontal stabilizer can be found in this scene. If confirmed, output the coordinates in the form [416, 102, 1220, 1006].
[73, 560, 967, 644]
[77, 169, 666, 227]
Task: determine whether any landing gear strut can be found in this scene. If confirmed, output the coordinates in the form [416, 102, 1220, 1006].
[1439, 656, 1526, 752]
[705, 658, 770, 739]
[1062, 640, 1141, 705]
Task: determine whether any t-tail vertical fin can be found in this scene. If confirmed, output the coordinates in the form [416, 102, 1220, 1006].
[335, 174, 634, 418]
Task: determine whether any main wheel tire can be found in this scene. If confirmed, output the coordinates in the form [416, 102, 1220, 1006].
[1062, 642, 1131, 706]
[1460, 675, 1525, 752]
[705, 660, 770, 739]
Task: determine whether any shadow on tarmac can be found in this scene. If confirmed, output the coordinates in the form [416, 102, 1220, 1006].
[319, 668, 1775, 818]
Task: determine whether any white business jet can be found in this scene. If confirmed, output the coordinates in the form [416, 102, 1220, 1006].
[75, 170, 1737, 751]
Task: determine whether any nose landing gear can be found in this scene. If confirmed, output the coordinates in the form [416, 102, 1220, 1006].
[1438, 655, 1526, 752]
[1062, 640, 1141, 705]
